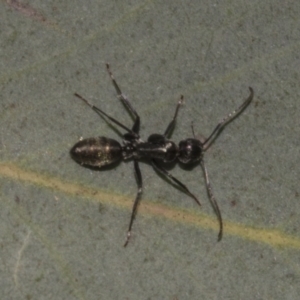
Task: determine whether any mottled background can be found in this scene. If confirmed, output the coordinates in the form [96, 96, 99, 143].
[0, 1, 299, 299]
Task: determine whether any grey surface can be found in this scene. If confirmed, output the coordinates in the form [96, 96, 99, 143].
[0, 0, 300, 299]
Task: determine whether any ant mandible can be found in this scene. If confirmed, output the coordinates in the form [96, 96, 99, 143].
[70, 63, 254, 246]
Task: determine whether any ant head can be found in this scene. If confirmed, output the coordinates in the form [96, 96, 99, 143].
[178, 138, 203, 164]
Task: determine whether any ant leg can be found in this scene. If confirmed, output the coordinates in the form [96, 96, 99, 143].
[74, 93, 137, 136]
[164, 95, 184, 138]
[203, 87, 254, 150]
[106, 63, 140, 134]
[124, 160, 143, 247]
[200, 160, 223, 241]
[151, 159, 201, 206]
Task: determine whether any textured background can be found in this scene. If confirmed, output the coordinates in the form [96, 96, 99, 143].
[0, 0, 299, 299]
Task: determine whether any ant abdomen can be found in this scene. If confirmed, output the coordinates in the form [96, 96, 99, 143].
[178, 138, 203, 164]
[70, 137, 122, 167]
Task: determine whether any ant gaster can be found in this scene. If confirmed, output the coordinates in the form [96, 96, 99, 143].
[70, 64, 253, 247]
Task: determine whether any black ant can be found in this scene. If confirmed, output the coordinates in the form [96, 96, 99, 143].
[70, 64, 253, 247]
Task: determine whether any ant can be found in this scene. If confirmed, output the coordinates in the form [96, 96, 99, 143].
[70, 64, 254, 247]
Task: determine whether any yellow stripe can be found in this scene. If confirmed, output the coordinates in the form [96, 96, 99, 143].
[1, 162, 299, 249]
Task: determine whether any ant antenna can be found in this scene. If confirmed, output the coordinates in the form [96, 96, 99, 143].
[203, 87, 253, 150]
